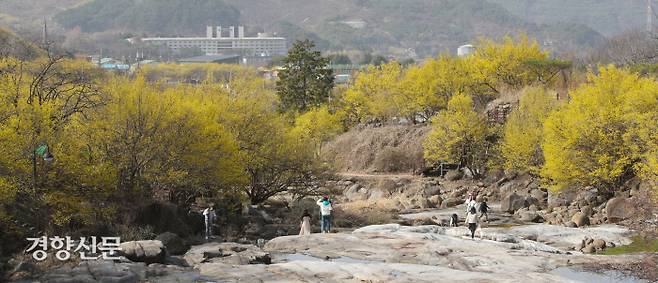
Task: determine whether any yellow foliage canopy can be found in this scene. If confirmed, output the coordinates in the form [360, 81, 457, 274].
[423, 93, 487, 170]
[291, 106, 343, 157]
[501, 87, 559, 173]
[541, 65, 658, 191]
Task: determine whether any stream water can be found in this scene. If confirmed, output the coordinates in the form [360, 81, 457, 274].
[550, 267, 648, 283]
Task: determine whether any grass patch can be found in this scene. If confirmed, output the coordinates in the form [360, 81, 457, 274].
[602, 236, 658, 255]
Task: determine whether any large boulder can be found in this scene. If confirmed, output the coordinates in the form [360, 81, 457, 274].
[344, 184, 367, 202]
[428, 195, 443, 207]
[440, 197, 464, 208]
[592, 239, 607, 250]
[530, 189, 548, 204]
[570, 212, 590, 227]
[155, 232, 190, 256]
[483, 169, 505, 184]
[410, 196, 431, 209]
[184, 242, 270, 266]
[525, 196, 540, 207]
[422, 184, 442, 197]
[580, 206, 593, 217]
[575, 187, 600, 206]
[547, 189, 577, 208]
[582, 245, 596, 254]
[119, 240, 167, 264]
[501, 193, 526, 213]
[368, 188, 390, 201]
[497, 172, 534, 197]
[518, 211, 542, 223]
[449, 187, 468, 199]
[605, 197, 634, 223]
[445, 170, 463, 181]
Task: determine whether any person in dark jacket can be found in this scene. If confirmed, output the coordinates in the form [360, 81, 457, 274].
[478, 197, 489, 222]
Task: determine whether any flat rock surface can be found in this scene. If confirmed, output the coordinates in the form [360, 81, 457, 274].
[30, 206, 644, 283]
[192, 222, 642, 282]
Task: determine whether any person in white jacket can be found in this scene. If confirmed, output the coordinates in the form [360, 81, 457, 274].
[465, 206, 479, 239]
[465, 193, 477, 216]
[202, 206, 216, 239]
[317, 196, 333, 233]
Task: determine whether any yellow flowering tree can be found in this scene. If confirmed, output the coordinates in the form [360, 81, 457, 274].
[341, 61, 403, 124]
[541, 65, 658, 192]
[423, 93, 487, 173]
[501, 87, 560, 173]
[291, 106, 343, 157]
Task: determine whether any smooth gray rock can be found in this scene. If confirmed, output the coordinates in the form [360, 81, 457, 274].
[156, 232, 190, 256]
[445, 170, 463, 181]
[501, 193, 526, 213]
[571, 212, 590, 227]
[605, 197, 634, 223]
[440, 197, 464, 208]
[184, 242, 271, 266]
[518, 211, 542, 223]
[592, 239, 607, 250]
[42, 261, 142, 283]
[119, 240, 167, 264]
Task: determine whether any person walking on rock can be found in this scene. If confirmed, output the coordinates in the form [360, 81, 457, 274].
[465, 193, 477, 216]
[317, 196, 333, 233]
[478, 197, 489, 222]
[299, 209, 312, 235]
[465, 206, 479, 239]
[203, 206, 216, 240]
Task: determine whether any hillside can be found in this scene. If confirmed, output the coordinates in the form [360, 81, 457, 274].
[54, 0, 240, 36]
[0, 0, 87, 32]
[0, 28, 42, 59]
[49, 0, 604, 57]
[323, 124, 430, 174]
[488, 0, 646, 37]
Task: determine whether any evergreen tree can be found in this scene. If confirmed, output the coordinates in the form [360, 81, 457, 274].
[276, 39, 334, 113]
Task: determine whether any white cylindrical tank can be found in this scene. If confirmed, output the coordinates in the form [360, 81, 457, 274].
[457, 44, 475, 57]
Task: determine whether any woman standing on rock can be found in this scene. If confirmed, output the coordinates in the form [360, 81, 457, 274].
[299, 209, 312, 235]
[317, 196, 333, 233]
[465, 206, 479, 239]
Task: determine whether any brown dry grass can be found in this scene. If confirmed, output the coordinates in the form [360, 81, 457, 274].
[323, 124, 430, 174]
[334, 199, 399, 228]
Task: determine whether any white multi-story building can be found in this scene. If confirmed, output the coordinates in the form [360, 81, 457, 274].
[141, 26, 287, 56]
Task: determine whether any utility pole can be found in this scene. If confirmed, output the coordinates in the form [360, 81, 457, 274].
[42, 18, 49, 51]
[648, 0, 654, 36]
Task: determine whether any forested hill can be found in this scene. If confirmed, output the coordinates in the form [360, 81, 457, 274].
[0, 0, 87, 32]
[49, 0, 607, 56]
[488, 0, 647, 37]
[2, 0, 645, 57]
[54, 0, 240, 36]
[0, 28, 42, 60]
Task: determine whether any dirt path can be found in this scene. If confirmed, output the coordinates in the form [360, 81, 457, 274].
[338, 172, 420, 179]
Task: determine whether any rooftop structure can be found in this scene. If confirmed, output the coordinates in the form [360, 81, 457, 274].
[142, 26, 287, 56]
[178, 54, 242, 64]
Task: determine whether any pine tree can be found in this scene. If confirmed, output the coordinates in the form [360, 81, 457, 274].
[276, 39, 334, 113]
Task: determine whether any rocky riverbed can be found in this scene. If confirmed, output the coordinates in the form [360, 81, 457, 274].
[25, 218, 649, 283]
[11, 171, 656, 283]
